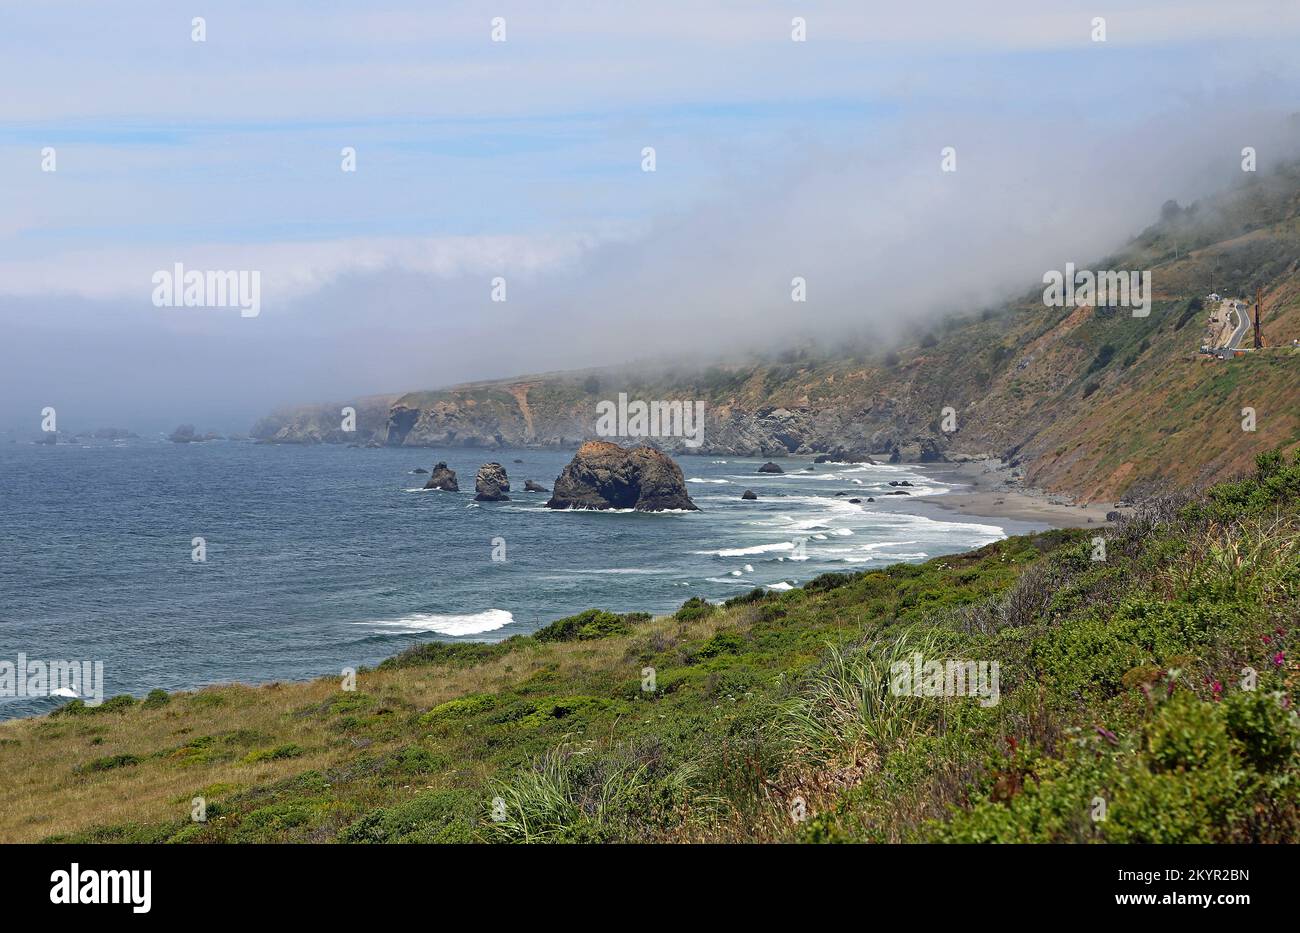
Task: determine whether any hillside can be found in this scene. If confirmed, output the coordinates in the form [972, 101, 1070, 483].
[252, 167, 1300, 504]
[2, 451, 1297, 844]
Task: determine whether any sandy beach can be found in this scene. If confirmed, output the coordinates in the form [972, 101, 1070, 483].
[909, 458, 1123, 529]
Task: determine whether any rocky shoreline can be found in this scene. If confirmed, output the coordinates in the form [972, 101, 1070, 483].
[417, 442, 1121, 529]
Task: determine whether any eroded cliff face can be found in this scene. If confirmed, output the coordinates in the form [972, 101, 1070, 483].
[359, 380, 954, 463]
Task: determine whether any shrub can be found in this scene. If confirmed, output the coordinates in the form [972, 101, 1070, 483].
[419, 693, 497, 725]
[944, 687, 1300, 844]
[674, 597, 715, 622]
[1223, 690, 1297, 774]
[52, 694, 137, 717]
[1086, 344, 1116, 374]
[339, 790, 478, 844]
[378, 640, 511, 671]
[242, 744, 304, 764]
[1031, 598, 1224, 697]
[534, 609, 632, 642]
[805, 572, 854, 594]
[80, 753, 141, 773]
[691, 631, 745, 661]
[391, 745, 448, 776]
[724, 588, 771, 607]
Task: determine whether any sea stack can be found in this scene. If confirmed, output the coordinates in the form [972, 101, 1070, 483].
[474, 463, 510, 501]
[741, 489, 758, 500]
[545, 441, 698, 512]
[524, 479, 549, 493]
[757, 461, 784, 474]
[423, 462, 459, 491]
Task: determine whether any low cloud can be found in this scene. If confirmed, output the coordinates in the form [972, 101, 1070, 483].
[3, 2, 1299, 433]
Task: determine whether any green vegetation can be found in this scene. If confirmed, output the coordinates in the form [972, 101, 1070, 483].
[6, 452, 1298, 844]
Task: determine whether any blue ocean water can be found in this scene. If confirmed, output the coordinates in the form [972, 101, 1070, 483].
[0, 440, 1040, 719]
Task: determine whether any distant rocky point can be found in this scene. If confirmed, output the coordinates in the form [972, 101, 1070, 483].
[168, 425, 221, 443]
[250, 394, 398, 446]
[545, 441, 698, 512]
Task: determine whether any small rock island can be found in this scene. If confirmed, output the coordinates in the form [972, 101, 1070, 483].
[474, 462, 511, 501]
[423, 462, 459, 491]
[545, 441, 698, 512]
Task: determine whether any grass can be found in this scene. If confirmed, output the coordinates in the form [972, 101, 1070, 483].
[1, 451, 1297, 844]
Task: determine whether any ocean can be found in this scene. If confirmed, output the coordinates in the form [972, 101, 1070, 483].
[0, 439, 1042, 719]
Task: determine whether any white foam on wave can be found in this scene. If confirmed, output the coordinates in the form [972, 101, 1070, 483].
[707, 542, 795, 557]
[860, 539, 920, 551]
[766, 581, 794, 591]
[834, 550, 931, 563]
[540, 506, 697, 515]
[354, 609, 513, 636]
[883, 512, 1004, 538]
[688, 478, 730, 484]
[555, 567, 671, 575]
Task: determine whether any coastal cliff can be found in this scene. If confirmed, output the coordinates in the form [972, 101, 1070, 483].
[252, 170, 1300, 502]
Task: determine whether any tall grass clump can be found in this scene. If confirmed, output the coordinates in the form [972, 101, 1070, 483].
[1162, 515, 1299, 605]
[486, 742, 701, 843]
[785, 626, 942, 762]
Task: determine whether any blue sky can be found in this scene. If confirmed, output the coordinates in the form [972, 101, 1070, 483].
[2, 0, 1299, 431]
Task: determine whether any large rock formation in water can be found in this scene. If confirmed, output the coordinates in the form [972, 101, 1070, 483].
[423, 462, 459, 491]
[545, 441, 698, 512]
[474, 463, 511, 501]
